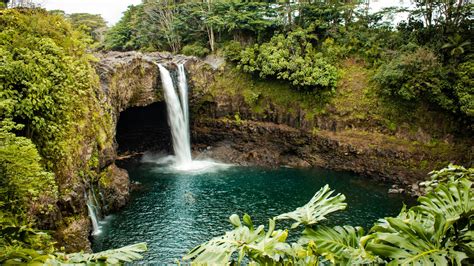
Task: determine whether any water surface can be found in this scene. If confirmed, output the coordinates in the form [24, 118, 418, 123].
[92, 162, 412, 263]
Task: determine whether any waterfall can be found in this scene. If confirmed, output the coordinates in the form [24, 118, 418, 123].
[86, 193, 102, 235]
[156, 63, 227, 172]
[158, 64, 192, 165]
[177, 64, 190, 147]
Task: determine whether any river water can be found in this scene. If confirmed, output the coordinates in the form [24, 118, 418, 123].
[92, 161, 413, 263]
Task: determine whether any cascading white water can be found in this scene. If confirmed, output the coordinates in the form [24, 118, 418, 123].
[177, 64, 189, 136]
[158, 64, 192, 165]
[156, 63, 229, 172]
[86, 193, 101, 235]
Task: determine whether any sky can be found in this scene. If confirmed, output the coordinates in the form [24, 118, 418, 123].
[34, 0, 414, 26]
[34, 0, 142, 25]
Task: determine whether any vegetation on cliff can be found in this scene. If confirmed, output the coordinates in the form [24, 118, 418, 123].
[0, 8, 143, 263]
[1, 7, 82, 234]
[106, 0, 473, 121]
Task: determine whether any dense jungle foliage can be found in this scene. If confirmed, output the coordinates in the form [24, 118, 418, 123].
[0, 1, 473, 265]
[1, 7, 86, 234]
[0, 9, 145, 264]
[105, 0, 473, 119]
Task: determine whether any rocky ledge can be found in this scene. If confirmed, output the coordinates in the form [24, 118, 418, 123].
[192, 118, 470, 196]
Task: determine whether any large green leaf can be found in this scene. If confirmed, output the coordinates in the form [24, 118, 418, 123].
[366, 212, 468, 265]
[366, 178, 473, 266]
[184, 215, 291, 264]
[244, 218, 290, 264]
[48, 242, 147, 264]
[301, 225, 379, 265]
[275, 185, 347, 228]
[415, 178, 473, 224]
[183, 215, 265, 264]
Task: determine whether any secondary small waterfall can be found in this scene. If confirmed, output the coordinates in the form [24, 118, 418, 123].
[158, 64, 192, 165]
[86, 192, 102, 235]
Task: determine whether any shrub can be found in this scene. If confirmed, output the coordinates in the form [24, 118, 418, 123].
[0, 122, 57, 219]
[373, 47, 458, 112]
[222, 40, 243, 62]
[454, 60, 474, 117]
[239, 28, 339, 90]
[181, 43, 210, 57]
[374, 47, 474, 117]
[320, 37, 348, 63]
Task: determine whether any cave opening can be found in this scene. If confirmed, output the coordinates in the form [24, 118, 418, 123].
[116, 102, 171, 155]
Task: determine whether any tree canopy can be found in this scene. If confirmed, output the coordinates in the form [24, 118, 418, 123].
[102, 0, 472, 119]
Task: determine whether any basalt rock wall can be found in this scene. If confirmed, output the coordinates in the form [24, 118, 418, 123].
[56, 51, 198, 252]
[186, 60, 472, 195]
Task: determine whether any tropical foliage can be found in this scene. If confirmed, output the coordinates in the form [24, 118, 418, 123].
[0, 1, 472, 264]
[67, 13, 108, 42]
[103, 0, 473, 119]
[238, 28, 339, 90]
[185, 166, 473, 265]
[0, 8, 134, 264]
[1, 232, 147, 265]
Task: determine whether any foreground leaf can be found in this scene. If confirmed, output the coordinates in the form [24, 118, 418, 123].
[415, 178, 473, 224]
[275, 185, 347, 228]
[302, 225, 380, 265]
[48, 242, 147, 264]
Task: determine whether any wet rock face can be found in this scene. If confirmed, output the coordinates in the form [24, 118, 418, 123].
[97, 52, 161, 112]
[95, 51, 199, 116]
[55, 217, 92, 253]
[99, 164, 130, 212]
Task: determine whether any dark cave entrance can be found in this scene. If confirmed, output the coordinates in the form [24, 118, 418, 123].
[116, 102, 171, 154]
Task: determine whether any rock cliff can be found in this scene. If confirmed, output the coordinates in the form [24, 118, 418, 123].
[56, 51, 196, 251]
[65, 51, 470, 251]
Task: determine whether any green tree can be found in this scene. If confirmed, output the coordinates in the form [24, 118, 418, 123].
[239, 27, 339, 90]
[67, 13, 108, 42]
[104, 5, 142, 50]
